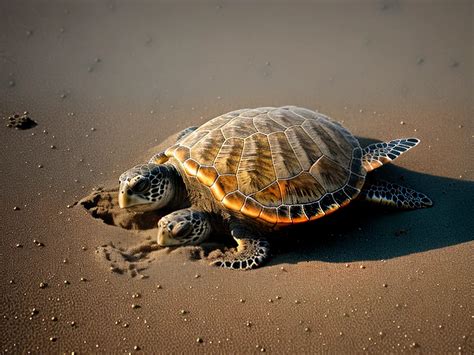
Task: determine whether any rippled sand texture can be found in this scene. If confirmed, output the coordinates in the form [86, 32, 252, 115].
[1, 0, 473, 353]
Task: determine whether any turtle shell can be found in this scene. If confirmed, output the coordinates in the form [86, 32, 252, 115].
[164, 106, 366, 225]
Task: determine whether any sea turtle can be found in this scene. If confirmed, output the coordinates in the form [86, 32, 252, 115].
[118, 106, 432, 270]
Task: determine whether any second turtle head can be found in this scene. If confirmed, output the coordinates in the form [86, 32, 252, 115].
[157, 209, 211, 247]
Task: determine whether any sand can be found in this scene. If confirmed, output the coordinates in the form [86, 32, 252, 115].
[1, 0, 473, 353]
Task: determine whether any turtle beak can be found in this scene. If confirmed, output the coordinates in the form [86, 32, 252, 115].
[157, 220, 183, 246]
[118, 182, 130, 208]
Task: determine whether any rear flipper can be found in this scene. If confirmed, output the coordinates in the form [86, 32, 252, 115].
[359, 179, 433, 209]
[362, 138, 420, 172]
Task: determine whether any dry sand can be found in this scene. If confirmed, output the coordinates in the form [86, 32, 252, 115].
[1, 0, 473, 353]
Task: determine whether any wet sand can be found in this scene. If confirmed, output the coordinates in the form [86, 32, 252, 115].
[1, 0, 473, 353]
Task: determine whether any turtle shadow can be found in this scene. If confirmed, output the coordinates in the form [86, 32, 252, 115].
[271, 164, 474, 266]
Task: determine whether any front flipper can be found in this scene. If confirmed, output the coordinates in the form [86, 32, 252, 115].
[362, 138, 420, 172]
[210, 227, 270, 270]
[359, 179, 433, 209]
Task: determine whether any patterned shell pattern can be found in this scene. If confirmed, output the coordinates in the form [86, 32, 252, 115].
[164, 106, 366, 225]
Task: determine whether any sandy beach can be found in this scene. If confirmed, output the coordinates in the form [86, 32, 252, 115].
[1, 0, 473, 353]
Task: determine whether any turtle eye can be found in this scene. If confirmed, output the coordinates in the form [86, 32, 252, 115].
[172, 221, 193, 238]
[130, 177, 150, 193]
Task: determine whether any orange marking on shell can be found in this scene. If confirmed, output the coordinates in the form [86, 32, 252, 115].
[240, 198, 263, 219]
[196, 166, 218, 187]
[173, 146, 190, 162]
[308, 211, 325, 221]
[183, 159, 199, 176]
[258, 208, 278, 224]
[291, 213, 309, 224]
[276, 214, 292, 224]
[150, 152, 169, 164]
[222, 191, 246, 212]
[165, 145, 178, 157]
[210, 184, 225, 201]
[253, 182, 282, 207]
[338, 199, 351, 208]
[323, 204, 339, 216]
[210, 175, 238, 202]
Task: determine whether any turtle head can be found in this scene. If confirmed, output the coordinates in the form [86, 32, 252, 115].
[118, 163, 178, 212]
[157, 209, 211, 247]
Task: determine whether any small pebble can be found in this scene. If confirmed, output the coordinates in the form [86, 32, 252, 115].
[196, 337, 203, 343]
[39, 282, 48, 289]
[51, 316, 57, 321]
[49, 337, 57, 342]
[131, 304, 140, 309]
[13, 206, 20, 211]
[33, 239, 44, 247]
[134, 345, 141, 351]
[15, 243, 22, 248]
